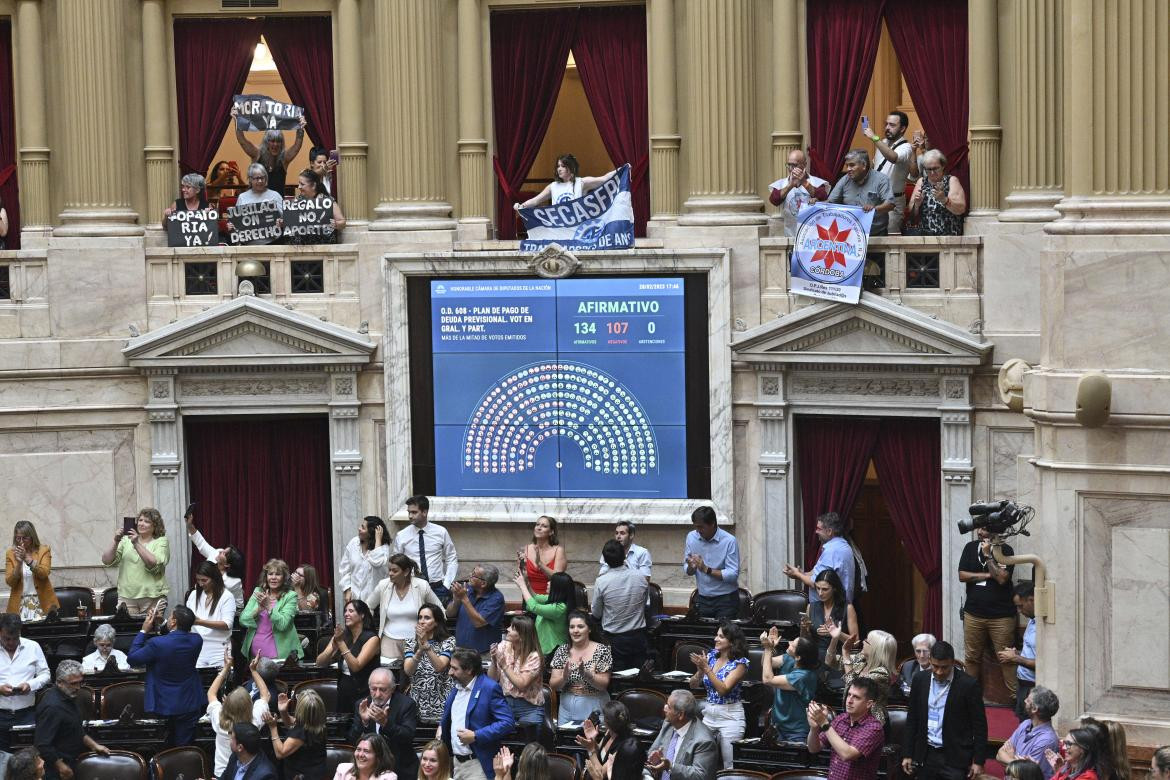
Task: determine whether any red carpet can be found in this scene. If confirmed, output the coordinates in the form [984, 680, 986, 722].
[985, 704, 1019, 778]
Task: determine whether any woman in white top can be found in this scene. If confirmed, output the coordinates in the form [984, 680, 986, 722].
[80, 623, 131, 673]
[187, 560, 237, 668]
[338, 515, 393, 606]
[206, 649, 268, 777]
[513, 154, 618, 210]
[373, 553, 441, 662]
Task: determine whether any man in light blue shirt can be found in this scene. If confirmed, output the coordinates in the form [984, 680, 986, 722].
[783, 512, 856, 603]
[997, 581, 1037, 720]
[598, 520, 653, 579]
[683, 506, 740, 619]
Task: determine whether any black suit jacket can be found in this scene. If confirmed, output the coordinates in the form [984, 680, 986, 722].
[903, 668, 987, 768]
[347, 692, 419, 779]
[221, 752, 278, 780]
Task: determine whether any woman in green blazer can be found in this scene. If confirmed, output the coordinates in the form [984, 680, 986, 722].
[240, 558, 303, 660]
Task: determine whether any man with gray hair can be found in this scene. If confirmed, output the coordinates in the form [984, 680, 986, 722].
[997, 686, 1060, 779]
[446, 564, 504, 654]
[827, 149, 896, 235]
[35, 659, 110, 780]
[783, 511, 859, 604]
[643, 689, 720, 780]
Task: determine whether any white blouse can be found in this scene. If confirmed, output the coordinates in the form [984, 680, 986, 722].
[80, 648, 131, 674]
[337, 536, 392, 605]
[187, 589, 237, 668]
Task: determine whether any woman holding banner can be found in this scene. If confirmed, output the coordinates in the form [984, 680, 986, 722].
[289, 169, 345, 244]
[161, 173, 209, 222]
[231, 104, 307, 195]
[513, 154, 618, 210]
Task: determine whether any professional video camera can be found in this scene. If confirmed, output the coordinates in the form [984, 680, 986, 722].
[958, 499, 1034, 538]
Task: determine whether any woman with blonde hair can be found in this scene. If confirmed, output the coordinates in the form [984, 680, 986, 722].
[207, 648, 268, 777]
[333, 733, 398, 780]
[292, 563, 322, 611]
[492, 743, 548, 780]
[488, 614, 545, 730]
[101, 508, 169, 616]
[231, 105, 307, 195]
[826, 627, 897, 724]
[416, 740, 452, 780]
[6, 521, 59, 619]
[241, 558, 302, 660]
[266, 688, 328, 779]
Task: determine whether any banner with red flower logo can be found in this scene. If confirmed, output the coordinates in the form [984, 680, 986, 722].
[789, 203, 873, 304]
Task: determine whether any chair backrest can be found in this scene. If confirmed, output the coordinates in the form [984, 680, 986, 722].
[547, 751, 578, 780]
[750, 590, 808, 624]
[716, 771, 773, 780]
[542, 684, 555, 718]
[671, 640, 712, 674]
[616, 688, 667, 729]
[150, 746, 209, 780]
[645, 581, 664, 629]
[77, 685, 97, 720]
[53, 587, 97, 618]
[746, 646, 767, 682]
[768, 771, 829, 780]
[324, 744, 354, 779]
[736, 587, 754, 620]
[76, 750, 148, 780]
[572, 580, 589, 612]
[99, 587, 119, 615]
[100, 681, 146, 719]
[884, 705, 909, 752]
[293, 677, 341, 713]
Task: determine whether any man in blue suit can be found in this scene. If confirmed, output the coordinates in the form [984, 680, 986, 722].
[127, 604, 203, 747]
[221, 723, 278, 780]
[441, 647, 514, 780]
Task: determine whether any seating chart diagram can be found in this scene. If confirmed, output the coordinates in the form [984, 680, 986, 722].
[430, 278, 687, 498]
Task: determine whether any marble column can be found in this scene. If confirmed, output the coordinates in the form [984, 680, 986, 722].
[145, 371, 189, 605]
[678, 0, 766, 225]
[939, 373, 974, 646]
[370, 0, 454, 231]
[769, 0, 802, 201]
[967, 0, 1001, 215]
[648, 0, 681, 222]
[142, 0, 174, 229]
[1000, 0, 1062, 222]
[756, 371, 793, 591]
[336, 0, 369, 222]
[456, 0, 490, 239]
[14, 0, 50, 230]
[55, 0, 142, 235]
[328, 368, 362, 616]
[1049, 0, 1170, 233]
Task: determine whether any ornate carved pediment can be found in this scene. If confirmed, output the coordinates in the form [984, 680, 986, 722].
[123, 295, 376, 370]
[731, 293, 991, 367]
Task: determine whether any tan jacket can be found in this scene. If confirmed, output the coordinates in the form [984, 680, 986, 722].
[5, 545, 60, 613]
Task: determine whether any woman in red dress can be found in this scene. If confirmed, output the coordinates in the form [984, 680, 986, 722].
[517, 516, 567, 595]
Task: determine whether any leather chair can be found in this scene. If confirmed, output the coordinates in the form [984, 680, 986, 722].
[617, 688, 667, 732]
[671, 640, 712, 674]
[150, 746, 209, 780]
[768, 771, 829, 780]
[685, 587, 754, 620]
[76, 751, 148, 780]
[75, 685, 97, 720]
[716, 771, 773, 780]
[750, 590, 808, 625]
[293, 677, 341, 713]
[100, 681, 146, 719]
[547, 751, 579, 780]
[645, 581, 664, 630]
[53, 587, 97, 618]
[99, 587, 119, 615]
[324, 744, 355, 778]
[883, 705, 909, 778]
[573, 580, 590, 612]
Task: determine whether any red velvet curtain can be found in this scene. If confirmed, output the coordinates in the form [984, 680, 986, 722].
[263, 17, 336, 154]
[805, 0, 887, 180]
[174, 18, 264, 175]
[873, 418, 943, 637]
[572, 6, 650, 236]
[0, 21, 20, 249]
[490, 8, 579, 239]
[794, 416, 880, 569]
[184, 416, 334, 588]
[883, 0, 970, 208]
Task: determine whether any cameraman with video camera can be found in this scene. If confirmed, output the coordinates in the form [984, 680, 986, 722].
[958, 516, 1017, 698]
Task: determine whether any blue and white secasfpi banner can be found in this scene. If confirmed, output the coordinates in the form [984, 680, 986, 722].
[789, 202, 873, 304]
[518, 164, 635, 252]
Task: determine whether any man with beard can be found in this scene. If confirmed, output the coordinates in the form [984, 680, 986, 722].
[35, 660, 109, 780]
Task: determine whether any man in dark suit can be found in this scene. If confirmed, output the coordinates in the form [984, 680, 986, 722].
[347, 667, 419, 779]
[903, 640, 988, 780]
[222, 723, 278, 780]
[642, 689, 720, 780]
[126, 604, 204, 747]
[441, 647, 514, 780]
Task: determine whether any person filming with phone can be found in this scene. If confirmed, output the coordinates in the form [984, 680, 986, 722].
[101, 508, 170, 617]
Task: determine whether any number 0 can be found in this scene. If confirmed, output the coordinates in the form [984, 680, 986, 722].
[648, 321, 656, 334]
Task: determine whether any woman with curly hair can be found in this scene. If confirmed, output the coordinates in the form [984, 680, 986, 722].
[240, 558, 302, 660]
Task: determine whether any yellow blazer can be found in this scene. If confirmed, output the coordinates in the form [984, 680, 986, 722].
[5, 546, 60, 613]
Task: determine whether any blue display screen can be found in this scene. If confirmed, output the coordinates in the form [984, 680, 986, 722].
[431, 277, 687, 498]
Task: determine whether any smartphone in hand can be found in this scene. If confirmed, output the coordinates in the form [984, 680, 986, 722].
[122, 517, 136, 535]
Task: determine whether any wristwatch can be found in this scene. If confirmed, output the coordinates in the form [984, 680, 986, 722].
[871, 134, 881, 143]
[820, 722, 832, 733]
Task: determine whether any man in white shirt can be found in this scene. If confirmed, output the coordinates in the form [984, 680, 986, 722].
[865, 110, 913, 233]
[185, 508, 245, 608]
[598, 520, 653, 579]
[0, 614, 50, 752]
[396, 495, 458, 605]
